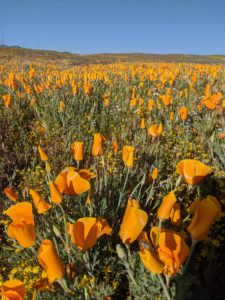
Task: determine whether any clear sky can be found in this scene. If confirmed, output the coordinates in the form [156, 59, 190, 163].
[1, 0, 225, 54]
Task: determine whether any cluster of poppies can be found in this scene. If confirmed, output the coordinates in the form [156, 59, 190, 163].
[2, 138, 222, 299]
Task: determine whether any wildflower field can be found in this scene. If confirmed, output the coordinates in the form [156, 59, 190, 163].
[0, 58, 225, 300]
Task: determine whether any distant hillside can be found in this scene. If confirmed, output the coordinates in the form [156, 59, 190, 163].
[0, 45, 224, 65]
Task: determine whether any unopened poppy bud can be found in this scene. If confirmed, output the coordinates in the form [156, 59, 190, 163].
[53, 225, 61, 238]
[116, 244, 126, 260]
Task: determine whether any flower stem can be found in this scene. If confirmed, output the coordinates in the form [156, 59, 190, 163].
[157, 274, 171, 300]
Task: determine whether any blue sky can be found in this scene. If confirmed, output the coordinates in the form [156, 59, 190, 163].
[1, 0, 225, 54]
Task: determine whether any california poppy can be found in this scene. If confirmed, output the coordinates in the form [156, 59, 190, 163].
[4, 187, 18, 202]
[157, 229, 190, 275]
[92, 133, 106, 156]
[142, 227, 190, 276]
[148, 99, 154, 111]
[38, 146, 48, 162]
[1, 279, 26, 300]
[140, 118, 145, 129]
[29, 189, 51, 214]
[38, 240, 65, 282]
[58, 100, 65, 112]
[178, 106, 188, 121]
[176, 159, 212, 185]
[157, 191, 177, 220]
[187, 195, 221, 241]
[151, 168, 158, 180]
[119, 199, 148, 244]
[122, 146, 135, 168]
[2, 94, 11, 108]
[112, 140, 119, 155]
[71, 142, 84, 161]
[55, 167, 94, 196]
[148, 124, 163, 137]
[68, 217, 112, 250]
[5, 202, 35, 248]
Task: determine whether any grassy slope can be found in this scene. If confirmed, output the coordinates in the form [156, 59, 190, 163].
[0, 46, 225, 65]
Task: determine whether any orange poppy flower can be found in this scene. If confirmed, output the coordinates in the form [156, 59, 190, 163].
[176, 159, 212, 185]
[29, 189, 51, 214]
[140, 118, 145, 129]
[148, 227, 190, 276]
[157, 230, 190, 275]
[204, 100, 216, 110]
[112, 140, 119, 155]
[38, 146, 48, 161]
[38, 240, 65, 282]
[151, 168, 158, 180]
[148, 99, 154, 111]
[58, 100, 65, 112]
[157, 191, 177, 220]
[178, 106, 188, 121]
[161, 94, 172, 106]
[71, 141, 84, 161]
[68, 217, 112, 250]
[5, 202, 35, 248]
[4, 187, 18, 202]
[2, 94, 11, 108]
[187, 195, 221, 241]
[122, 146, 135, 168]
[55, 167, 94, 196]
[148, 123, 163, 137]
[169, 112, 174, 121]
[1, 279, 26, 300]
[119, 199, 148, 244]
[49, 181, 62, 203]
[92, 133, 106, 156]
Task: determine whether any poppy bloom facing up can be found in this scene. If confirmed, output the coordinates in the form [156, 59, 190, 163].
[38, 146, 48, 162]
[122, 146, 135, 167]
[119, 199, 148, 244]
[187, 195, 221, 241]
[178, 106, 188, 121]
[38, 240, 65, 283]
[176, 159, 212, 185]
[148, 123, 163, 137]
[71, 141, 84, 161]
[1, 279, 26, 300]
[29, 189, 51, 214]
[157, 191, 177, 220]
[68, 217, 112, 250]
[55, 167, 95, 196]
[5, 202, 35, 248]
[4, 187, 18, 202]
[92, 133, 106, 156]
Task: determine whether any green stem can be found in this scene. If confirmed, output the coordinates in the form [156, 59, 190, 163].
[123, 167, 130, 192]
[157, 274, 171, 300]
[59, 204, 70, 252]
